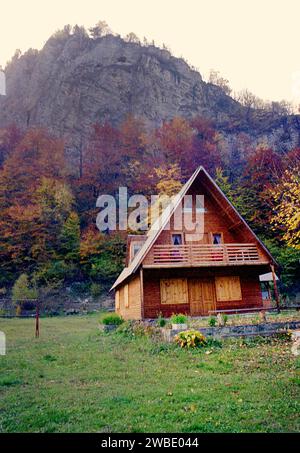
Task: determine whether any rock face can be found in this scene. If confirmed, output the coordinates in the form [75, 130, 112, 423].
[0, 31, 300, 152]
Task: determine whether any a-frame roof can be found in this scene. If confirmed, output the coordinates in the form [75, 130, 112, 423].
[111, 166, 276, 290]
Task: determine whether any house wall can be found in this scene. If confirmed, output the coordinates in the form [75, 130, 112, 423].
[116, 274, 142, 320]
[143, 266, 266, 318]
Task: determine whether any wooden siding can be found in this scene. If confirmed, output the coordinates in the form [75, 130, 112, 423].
[143, 178, 270, 266]
[116, 274, 142, 320]
[143, 267, 265, 318]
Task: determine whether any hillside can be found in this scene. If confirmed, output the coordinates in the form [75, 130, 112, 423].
[0, 28, 300, 151]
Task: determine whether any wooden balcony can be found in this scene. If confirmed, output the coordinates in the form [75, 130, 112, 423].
[144, 243, 268, 268]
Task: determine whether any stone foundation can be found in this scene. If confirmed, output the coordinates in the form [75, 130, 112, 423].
[162, 320, 300, 342]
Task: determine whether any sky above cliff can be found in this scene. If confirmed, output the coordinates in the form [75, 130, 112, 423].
[1, 0, 300, 105]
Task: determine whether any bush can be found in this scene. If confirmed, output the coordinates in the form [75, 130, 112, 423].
[174, 330, 207, 349]
[90, 283, 102, 298]
[12, 274, 38, 312]
[206, 337, 223, 348]
[101, 313, 124, 326]
[170, 313, 187, 324]
[208, 316, 217, 327]
[116, 320, 157, 338]
[157, 313, 166, 327]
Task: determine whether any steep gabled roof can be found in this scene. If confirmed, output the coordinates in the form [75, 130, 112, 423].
[111, 166, 276, 290]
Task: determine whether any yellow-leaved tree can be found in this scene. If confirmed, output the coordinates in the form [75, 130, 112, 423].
[270, 167, 300, 249]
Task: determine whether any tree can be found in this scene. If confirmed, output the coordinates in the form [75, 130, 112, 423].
[269, 167, 300, 249]
[155, 163, 182, 197]
[156, 117, 193, 172]
[239, 146, 284, 235]
[12, 273, 38, 310]
[208, 70, 232, 96]
[59, 212, 80, 262]
[89, 21, 112, 39]
[125, 32, 140, 43]
[263, 238, 300, 296]
[189, 117, 221, 176]
[80, 228, 126, 286]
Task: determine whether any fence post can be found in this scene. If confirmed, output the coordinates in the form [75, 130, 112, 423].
[270, 263, 280, 313]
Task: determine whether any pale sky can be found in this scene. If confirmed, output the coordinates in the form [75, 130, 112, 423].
[1, 0, 300, 104]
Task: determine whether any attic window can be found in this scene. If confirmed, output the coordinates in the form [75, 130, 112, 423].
[132, 243, 142, 257]
[212, 233, 222, 244]
[130, 242, 143, 263]
[172, 233, 183, 245]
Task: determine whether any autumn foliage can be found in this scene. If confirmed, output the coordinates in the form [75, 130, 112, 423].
[0, 116, 299, 297]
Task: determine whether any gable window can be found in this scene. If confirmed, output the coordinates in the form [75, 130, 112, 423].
[130, 242, 143, 263]
[212, 233, 222, 244]
[171, 233, 183, 245]
[132, 243, 142, 257]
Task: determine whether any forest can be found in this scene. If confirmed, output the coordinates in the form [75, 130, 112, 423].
[0, 115, 299, 307]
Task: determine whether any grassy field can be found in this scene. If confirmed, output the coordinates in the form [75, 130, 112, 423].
[0, 314, 299, 433]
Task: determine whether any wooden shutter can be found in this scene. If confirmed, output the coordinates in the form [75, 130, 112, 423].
[124, 284, 129, 308]
[160, 279, 188, 305]
[115, 290, 120, 310]
[229, 276, 242, 300]
[215, 276, 242, 301]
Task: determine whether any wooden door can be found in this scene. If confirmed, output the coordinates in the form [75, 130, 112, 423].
[189, 279, 216, 316]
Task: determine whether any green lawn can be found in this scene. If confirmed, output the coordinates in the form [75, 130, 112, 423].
[0, 314, 299, 433]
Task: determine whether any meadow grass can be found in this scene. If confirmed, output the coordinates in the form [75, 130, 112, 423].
[0, 314, 299, 433]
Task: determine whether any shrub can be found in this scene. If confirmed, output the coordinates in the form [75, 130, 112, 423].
[90, 282, 102, 298]
[217, 313, 229, 327]
[206, 337, 223, 348]
[157, 313, 166, 327]
[174, 330, 207, 349]
[116, 320, 157, 338]
[208, 316, 217, 327]
[170, 313, 187, 324]
[12, 274, 38, 313]
[101, 313, 124, 326]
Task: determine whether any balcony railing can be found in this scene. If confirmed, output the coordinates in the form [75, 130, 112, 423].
[145, 243, 267, 267]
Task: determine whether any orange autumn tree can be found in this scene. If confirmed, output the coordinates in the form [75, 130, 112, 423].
[0, 128, 76, 284]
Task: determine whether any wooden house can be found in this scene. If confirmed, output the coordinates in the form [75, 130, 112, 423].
[111, 166, 278, 319]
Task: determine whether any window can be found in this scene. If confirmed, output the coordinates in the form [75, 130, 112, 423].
[130, 242, 143, 263]
[124, 284, 129, 308]
[160, 279, 188, 305]
[215, 276, 242, 302]
[171, 233, 183, 245]
[212, 233, 222, 244]
[132, 243, 142, 257]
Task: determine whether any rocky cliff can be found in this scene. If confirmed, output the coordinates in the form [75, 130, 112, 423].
[0, 30, 300, 152]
